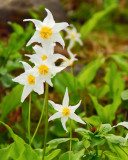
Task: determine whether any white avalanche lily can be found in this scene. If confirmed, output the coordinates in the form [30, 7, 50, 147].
[24, 8, 69, 47]
[65, 25, 83, 49]
[48, 88, 85, 132]
[33, 56, 65, 87]
[61, 48, 77, 67]
[12, 61, 44, 102]
[26, 44, 67, 65]
[113, 122, 128, 129]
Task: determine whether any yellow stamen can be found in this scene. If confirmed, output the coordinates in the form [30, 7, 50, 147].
[70, 33, 76, 39]
[39, 65, 49, 75]
[62, 107, 70, 116]
[42, 55, 47, 61]
[27, 75, 35, 85]
[40, 26, 52, 39]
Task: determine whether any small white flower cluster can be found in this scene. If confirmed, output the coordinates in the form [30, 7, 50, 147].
[13, 8, 69, 102]
[13, 8, 85, 132]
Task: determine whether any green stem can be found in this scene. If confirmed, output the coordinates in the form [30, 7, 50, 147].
[42, 83, 49, 160]
[71, 66, 76, 89]
[83, 90, 86, 116]
[30, 89, 46, 145]
[95, 146, 98, 156]
[69, 119, 72, 160]
[28, 94, 31, 144]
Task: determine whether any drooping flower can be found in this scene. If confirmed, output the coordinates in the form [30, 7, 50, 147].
[31, 56, 65, 87]
[48, 88, 85, 132]
[113, 122, 128, 129]
[26, 44, 67, 65]
[24, 8, 69, 47]
[65, 25, 83, 49]
[61, 48, 77, 67]
[12, 61, 44, 102]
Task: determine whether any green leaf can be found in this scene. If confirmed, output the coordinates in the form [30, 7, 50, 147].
[104, 151, 121, 160]
[77, 58, 104, 89]
[83, 116, 101, 126]
[9, 22, 24, 35]
[0, 74, 14, 88]
[47, 138, 79, 148]
[98, 124, 112, 135]
[81, 4, 117, 38]
[0, 121, 40, 160]
[0, 85, 23, 120]
[105, 134, 126, 145]
[121, 90, 128, 100]
[59, 149, 85, 160]
[45, 149, 61, 160]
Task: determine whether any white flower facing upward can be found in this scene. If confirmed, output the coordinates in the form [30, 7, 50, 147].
[26, 44, 67, 65]
[48, 88, 85, 132]
[65, 25, 83, 49]
[12, 61, 44, 102]
[61, 48, 77, 67]
[24, 8, 69, 47]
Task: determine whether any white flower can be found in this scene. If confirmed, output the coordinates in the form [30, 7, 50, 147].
[12, 61, 44, 102]
[113, 122, 128, 129]
[24, 8, 69, 47]
[48, 88, 85, 132]
[32, 56, 65, 87]
[61, 48, 77, 67]
[65, 25, 83, 49]
[25, 44, 67, 65]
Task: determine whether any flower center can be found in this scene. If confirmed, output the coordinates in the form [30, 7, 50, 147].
[62, 107, 70, 116]
[40, 26, 52, 39]
[39, 65, 49, 75]
[27, 75, 35, 85]
[70, 33, 76, 39]
[42, 55, 47, 61]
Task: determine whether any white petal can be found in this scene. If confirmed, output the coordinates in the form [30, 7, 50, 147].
[19, 61, 32, 71]
[125, 134, 128, 143]
[62, 88, 69, 107]
[23, 19, 43, 30]
[21, 85, 32, 102]
[46, 78, 53, 87]
[49, 100, 63, 112]
[33, 45, 44, 56]
[69, 113, 85, 124]
[69, 100, 81, 113]
[51, 54, 67, 62]
[76, 38, 83, 46]
[61, 116, 68, 132]
[51, 33, 65, 48]
[113, 122, 128, 129]
[52, 22, 69, 33]
[48, 112, 62, 121]
[26, 31, 42, 46]
[12, 73, 27, 85]
[43, 8, 55, 27]
[51, 66, 65, 75]
[33, 77, 44, 95]
[25, 54, 42, 65]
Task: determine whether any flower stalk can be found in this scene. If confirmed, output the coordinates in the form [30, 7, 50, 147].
[43, 83, 49, 160]
[28, 94, 31, 144]
[69, 119, 72, 160]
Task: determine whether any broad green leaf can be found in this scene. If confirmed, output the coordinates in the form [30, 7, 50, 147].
[77, 58, 105, 89]
[111, 144, 128, 160]
[0, 121, 40, 160]
[81, 4, 117, 38]
[59, 149, 85, 160]
[44, 149, 61, 160]
[105, 134, 126, 145]
[47, 138, 79, 148]
[0, 74, 14, 88]
[0, 85, 23, 120]
[9, 22, 24, 35]
[104, 151, 121, 160]
[83, 116, 101, 126]
[121, 90, 128, 100]
[98, 124, 112, 135]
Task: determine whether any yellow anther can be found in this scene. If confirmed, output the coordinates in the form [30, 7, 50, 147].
[40, 26, 52, 39]
[62, 107, 70, 116]
[27, 75, 35, 85]
[42, 55, 47, 61]
[39, 65, 49, 75]
[70, 33, 76, 39]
